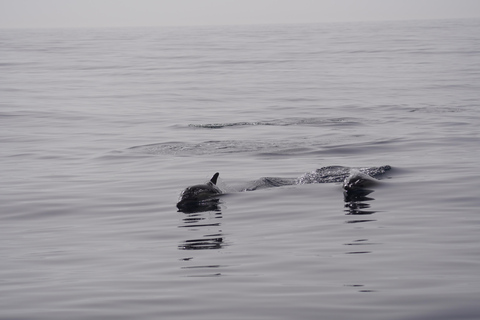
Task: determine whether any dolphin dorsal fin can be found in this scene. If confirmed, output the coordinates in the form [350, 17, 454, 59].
[210, 172, 219, 185]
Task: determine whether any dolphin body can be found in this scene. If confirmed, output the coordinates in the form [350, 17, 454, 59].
[176, 172, 222, 210]
[342, 170, 380, 191]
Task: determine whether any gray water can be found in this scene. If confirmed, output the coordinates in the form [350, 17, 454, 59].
[1, 18, 480, 319]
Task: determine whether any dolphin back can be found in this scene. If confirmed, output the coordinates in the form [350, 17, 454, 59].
[177, 173, 222, 210]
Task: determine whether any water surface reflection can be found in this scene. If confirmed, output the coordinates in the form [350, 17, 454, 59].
[343, 188, 376, 219]
[178, 201, 227, 276]
[342, 188, 380, 291]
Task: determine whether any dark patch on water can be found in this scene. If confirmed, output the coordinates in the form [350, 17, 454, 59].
[179, 238, 225, 250]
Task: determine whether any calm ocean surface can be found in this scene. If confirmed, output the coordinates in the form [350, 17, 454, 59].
[1, 18, 480, 319]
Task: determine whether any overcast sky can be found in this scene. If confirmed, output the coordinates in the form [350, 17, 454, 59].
[1, 0, 479, 29]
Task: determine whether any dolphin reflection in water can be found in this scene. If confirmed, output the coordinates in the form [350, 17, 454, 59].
[176, 166, 391, 212]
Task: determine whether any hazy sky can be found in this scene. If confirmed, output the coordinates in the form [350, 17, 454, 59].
[1, 0, 479, 29]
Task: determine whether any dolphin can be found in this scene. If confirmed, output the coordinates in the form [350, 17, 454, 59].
[342, 170, 380, 191]
[176, 172, 223, 210]
[176, 166, 391, 212]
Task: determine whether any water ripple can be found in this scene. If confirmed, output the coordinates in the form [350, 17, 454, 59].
[189, 117, 360, 129]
